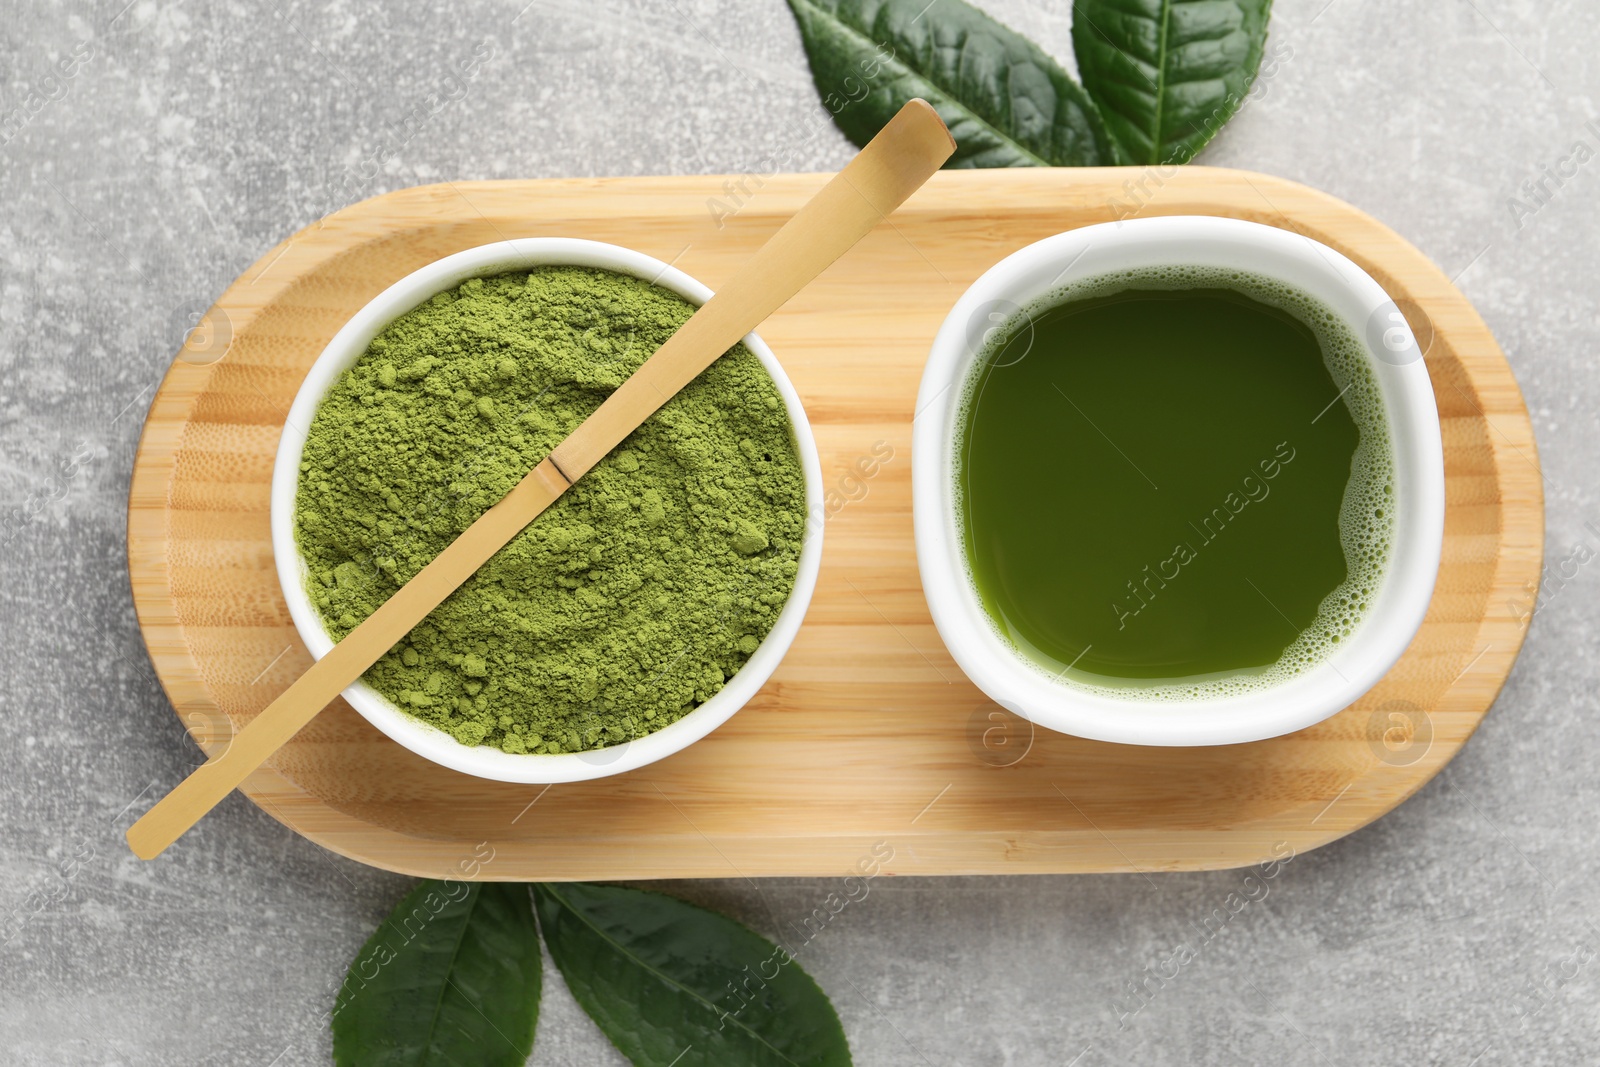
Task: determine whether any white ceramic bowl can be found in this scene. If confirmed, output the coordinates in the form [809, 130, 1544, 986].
[270, 238, 824, 782]
[913, 216, 1445, 747]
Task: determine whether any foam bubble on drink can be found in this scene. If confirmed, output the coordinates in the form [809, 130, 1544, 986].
[953, 266, 1396, 700]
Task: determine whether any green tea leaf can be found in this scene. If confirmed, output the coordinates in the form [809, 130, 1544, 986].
[787, 0, 1112, 168]
[535, 882, 850, 1066]
[333, 881, 541, 1067]
[1072, 0, 1272, 164]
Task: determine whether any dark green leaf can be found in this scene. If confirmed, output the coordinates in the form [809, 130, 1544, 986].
[333, 880, 541, 1067]
[787, 0, 1113, 168]
[535, 882, 850, 1067]
[1073, 0, 1272, 164]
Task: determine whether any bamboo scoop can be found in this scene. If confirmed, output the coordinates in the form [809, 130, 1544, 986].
[127, 99, 955, 859]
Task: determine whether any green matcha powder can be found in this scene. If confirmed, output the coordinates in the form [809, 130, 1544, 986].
[294, 267, 806, 755]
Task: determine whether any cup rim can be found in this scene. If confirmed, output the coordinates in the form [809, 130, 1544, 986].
[912, 215, 1445, 747]
[269, 237, 825, 782]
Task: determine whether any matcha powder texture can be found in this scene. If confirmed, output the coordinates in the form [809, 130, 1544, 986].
[294, 267, 807, 755]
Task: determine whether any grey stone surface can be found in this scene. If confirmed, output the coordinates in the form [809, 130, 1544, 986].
[1, 0, 1596, 1063]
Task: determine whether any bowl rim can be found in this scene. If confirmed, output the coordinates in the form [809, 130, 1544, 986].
[269, 237, 825, 782]
[912, 215, 1446, 747]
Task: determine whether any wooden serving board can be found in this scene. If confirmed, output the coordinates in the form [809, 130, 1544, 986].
[129, 169, 1542, 879]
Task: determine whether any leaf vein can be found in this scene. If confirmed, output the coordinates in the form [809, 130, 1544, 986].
[419, 885, 482, 1067]
[791, 0, 1055, 167]
[541, 884, 803, 1066]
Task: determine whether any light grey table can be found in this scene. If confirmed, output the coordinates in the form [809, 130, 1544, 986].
[2, 1, 1596, 1063]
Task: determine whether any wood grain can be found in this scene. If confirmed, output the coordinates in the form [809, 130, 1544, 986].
[124, 99, 955, 860]
[127, 168, 1542, 879]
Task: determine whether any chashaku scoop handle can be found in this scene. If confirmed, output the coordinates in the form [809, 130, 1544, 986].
[126, 99, 954, 860]
[125, 459, 573, 860]
[548, 98, 956, 481]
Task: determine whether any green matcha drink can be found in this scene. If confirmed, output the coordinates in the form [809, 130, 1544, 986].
[294, 267, 806, 755]
[955, 268, 1394, 697]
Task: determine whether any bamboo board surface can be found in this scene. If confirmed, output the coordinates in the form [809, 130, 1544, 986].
[127, 168, 1542, 879]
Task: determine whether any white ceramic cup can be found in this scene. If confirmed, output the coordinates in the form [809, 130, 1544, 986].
[913, 216, 1445, 747]
[270, 238, 824, 782]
